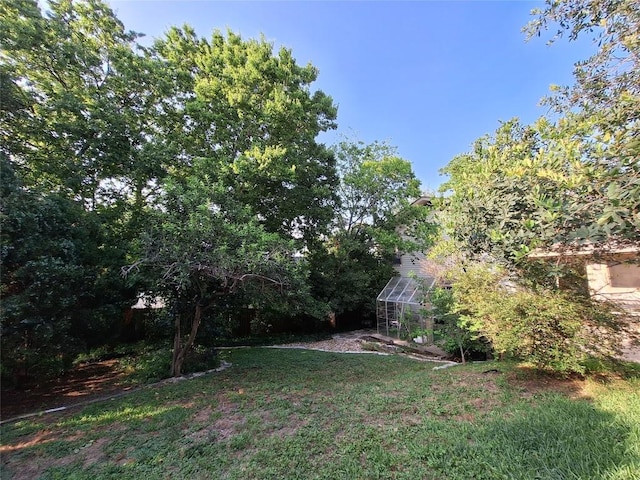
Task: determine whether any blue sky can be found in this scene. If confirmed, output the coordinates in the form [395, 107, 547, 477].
[108, 0, 595, 192]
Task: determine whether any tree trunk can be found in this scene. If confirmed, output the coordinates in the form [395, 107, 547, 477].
[459, 343, 466, 365]
[170, 312, 182, 377]
[328, 311, 336, 329]
[171, 304, 204, 377]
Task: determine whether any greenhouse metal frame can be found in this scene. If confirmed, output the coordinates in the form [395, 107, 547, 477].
[376, 276, 436, 341]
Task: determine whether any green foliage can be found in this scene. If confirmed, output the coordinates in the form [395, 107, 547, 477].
[526, 0, 640, 124]
[438, 115, 638, 271]
[0, 0, 172, 208]
[525, 0, 640, 244]
[434, 0, 639, 374]
[127, 163, 308, 375]
[309, 234, 395, 319]
[152, 27, 338, 245]
[0, 0, 158, 381]
[438, 1, 639, 273]
[310, 139, 434, 318]
[429, 287, 489, 362]
[72, 341, 220, 384]
[135, 25, 341, 351]
[452, 264, 624, 374]
[0, 156, 131, 382]
[0, 0, 342, 380]
[331, 138, 428, 251]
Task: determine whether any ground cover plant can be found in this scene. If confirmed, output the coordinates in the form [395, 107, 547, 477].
[2, 348, 638, 480]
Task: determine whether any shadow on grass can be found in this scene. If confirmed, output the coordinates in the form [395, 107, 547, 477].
[405, 394, 638, 480]
[482, 397, 636, 478]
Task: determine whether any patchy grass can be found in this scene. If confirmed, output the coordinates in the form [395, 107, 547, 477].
[1, 349, 639, 479]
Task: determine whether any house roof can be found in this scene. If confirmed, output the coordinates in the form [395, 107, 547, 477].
[377, 276, 435, 305]
[529, 242, 640, 259]
[410, 195, 432, 207]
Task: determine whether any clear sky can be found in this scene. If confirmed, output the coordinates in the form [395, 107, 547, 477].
[107, 0, 595, 192]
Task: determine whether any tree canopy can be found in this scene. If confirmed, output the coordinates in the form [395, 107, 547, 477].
[124, 162, 305, 376]
[1, 0, 172, 210]
[439, 0, 639, 271]
[433, 0, 639, 373]
[152, 27, 338, 245]
[309, 139, 433, 321]
[3, 0, 428, 381]
[1, 0, 342, 379]
[526, 0, 639, 245]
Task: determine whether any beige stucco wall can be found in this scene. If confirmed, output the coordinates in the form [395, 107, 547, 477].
[586, 255, 640, 313]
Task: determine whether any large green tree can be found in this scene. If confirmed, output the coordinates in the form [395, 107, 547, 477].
[433, 0, 639, 372]
[134, 27, 340, 351]
[439, 0, 640, 269]
[1, 0, 174, 209]
[438, 116, 615, 271]
[152, 27, 338, 245]
[0, 155, 129, 381]
[1, 0, 341, 381]
[526, 0, 639, 244]
[0, 0, 175, 381]
[125, 162, 306, 376]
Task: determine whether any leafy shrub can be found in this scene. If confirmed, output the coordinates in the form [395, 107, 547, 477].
[183, 345, 220, 374]
[105, 341, 216, 383]
[111, 343, 169, 383]
[452, 264, 623, 375]
[429, 287, 491, 362]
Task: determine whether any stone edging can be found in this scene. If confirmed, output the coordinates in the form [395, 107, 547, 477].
[0, 362, 233, 426]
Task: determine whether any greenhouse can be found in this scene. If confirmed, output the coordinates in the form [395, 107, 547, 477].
[376, 276, 436, 342]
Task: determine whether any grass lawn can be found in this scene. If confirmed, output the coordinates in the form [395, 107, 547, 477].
[1, 348, 639, 479]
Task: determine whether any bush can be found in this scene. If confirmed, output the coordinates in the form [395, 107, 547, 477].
[429, 287, 491, 362]
[117, 342, 221, 383]
[452, 264, 624, 375]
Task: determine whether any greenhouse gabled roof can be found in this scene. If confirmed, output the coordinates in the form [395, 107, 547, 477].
[377, 276, 426, 305]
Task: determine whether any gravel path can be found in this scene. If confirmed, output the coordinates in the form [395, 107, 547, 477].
[272, 330, 377, 353]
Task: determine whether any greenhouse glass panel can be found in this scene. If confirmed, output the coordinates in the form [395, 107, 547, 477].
[376, 276, 436, 341]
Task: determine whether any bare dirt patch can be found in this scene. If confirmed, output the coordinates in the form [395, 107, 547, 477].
[213, 413, 247, 441]
[258, 410, 308, 439]
[81, 437, 110, 467]
[3, 454, 76, 480]
[505, 367, 588, 400]
[1, 359, 132, 420]
[183, 406, 217, 443]
[204, 394, 246, 442]
[192, 405, 213, 424]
